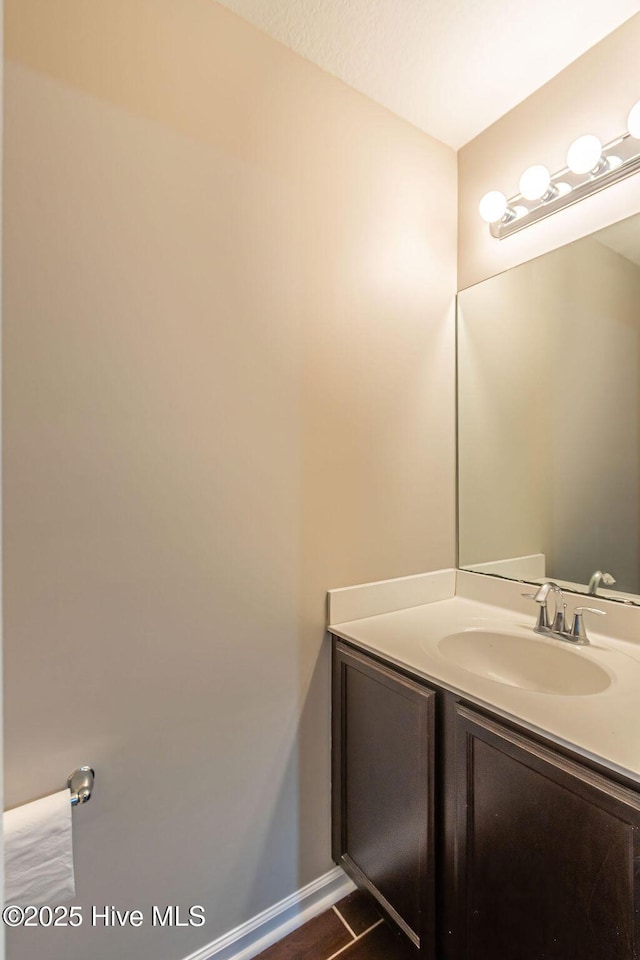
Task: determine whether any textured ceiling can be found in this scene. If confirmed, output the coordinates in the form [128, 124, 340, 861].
[214, 0, 640, 148]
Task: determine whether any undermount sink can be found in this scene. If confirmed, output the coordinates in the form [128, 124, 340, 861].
[437, 629, 612, 696]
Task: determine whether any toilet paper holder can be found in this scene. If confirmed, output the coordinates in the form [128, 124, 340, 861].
[67, 766, 95, 806]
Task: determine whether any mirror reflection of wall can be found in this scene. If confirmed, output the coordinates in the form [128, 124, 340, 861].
[458, 211, 640, 602]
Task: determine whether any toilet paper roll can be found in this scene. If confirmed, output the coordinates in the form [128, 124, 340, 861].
[4, 790, 75, 907]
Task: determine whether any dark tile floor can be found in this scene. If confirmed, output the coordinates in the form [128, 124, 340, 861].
[255, 890, 418, 960]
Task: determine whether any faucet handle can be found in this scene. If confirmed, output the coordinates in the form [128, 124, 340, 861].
[522, 591, 550, 631]
[570, 606, 606, 642]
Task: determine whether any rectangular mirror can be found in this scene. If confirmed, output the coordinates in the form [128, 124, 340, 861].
[457, 211, 640, 604]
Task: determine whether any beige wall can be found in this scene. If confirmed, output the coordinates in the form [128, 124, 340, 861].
[458, 12, 640, 290]
[2, 2, 456, 958]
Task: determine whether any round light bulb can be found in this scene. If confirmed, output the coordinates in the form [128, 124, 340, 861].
[628, 100, 640, 139]
[566, 135, 602, 175]
[479, 190, 507, 224]
[519, 165, 551, 201]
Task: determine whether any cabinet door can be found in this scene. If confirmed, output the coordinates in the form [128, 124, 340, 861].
[455, 704, 640, 960]
[332, 640, 435, 954]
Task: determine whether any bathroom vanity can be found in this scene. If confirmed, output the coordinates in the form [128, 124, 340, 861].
[329, 572, 640, 960]
[330, 208, 640, 957]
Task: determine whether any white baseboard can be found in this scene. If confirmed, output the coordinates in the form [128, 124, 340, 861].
[182, 867, 356, 960]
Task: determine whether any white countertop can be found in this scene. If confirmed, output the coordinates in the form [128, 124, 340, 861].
[328, 570, 640, 784]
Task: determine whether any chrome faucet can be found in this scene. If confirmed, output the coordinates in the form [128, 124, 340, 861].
[588, 570, 616, 595]
[528, 581, 565, 632]
[523, 581, 605, 645]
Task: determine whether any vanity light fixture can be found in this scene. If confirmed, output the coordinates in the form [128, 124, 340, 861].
[628, 100, 640, 139]
[519, 164, 555, 201]
[566, 134, 604, 175]
[480, 98, 640, 239]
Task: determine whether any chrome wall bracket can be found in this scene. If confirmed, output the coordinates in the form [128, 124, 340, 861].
[67, 766, 95, 805]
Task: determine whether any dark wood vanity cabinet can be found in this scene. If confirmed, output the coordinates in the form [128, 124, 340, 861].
[456, 704, 640, 960]
[331, 641, 436, 955]
[331, 637, 640, 960]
